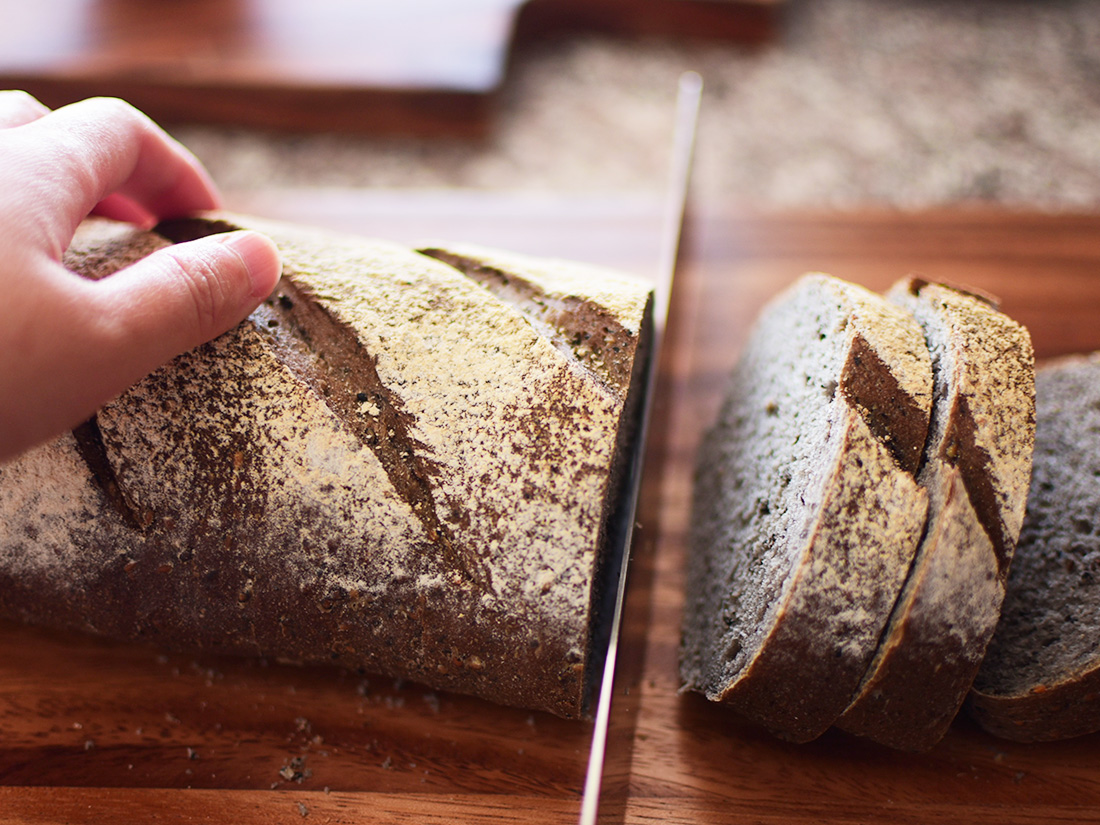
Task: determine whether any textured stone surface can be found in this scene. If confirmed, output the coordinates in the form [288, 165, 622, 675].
[175, 0, 1100, 209]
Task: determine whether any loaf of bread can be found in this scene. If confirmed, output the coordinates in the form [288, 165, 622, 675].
[837, 279, 1034, 750]
[680, 274, 933, 742]
[969, 353, 1100, 742]
[0, 214, 654, 720]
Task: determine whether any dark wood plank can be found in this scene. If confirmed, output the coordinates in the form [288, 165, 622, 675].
[0, 787, 580, 824]
[0, 0, 782, 136]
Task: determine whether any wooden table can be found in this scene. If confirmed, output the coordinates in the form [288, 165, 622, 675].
[3, 195, 1100, 823]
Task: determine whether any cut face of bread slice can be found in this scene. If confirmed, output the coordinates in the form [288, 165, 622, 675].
[0, 215, 654, 719]
[969, 353, 1100, 742]
[838, 278, 1035, 750]
[681, 274, 932, 742]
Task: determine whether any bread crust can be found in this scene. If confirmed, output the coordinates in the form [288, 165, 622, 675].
[838, 463, 1000, 749]
[968, 669, 1100, 743]
[711, 407, 928, 741]
[838, 278, 1035, 750]
[890, 278, 1036, 570]
[969, 353, 1100, 742]
[0, 215, 654, 719]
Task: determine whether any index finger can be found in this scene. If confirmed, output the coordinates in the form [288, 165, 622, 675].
[6, 97, 221, 256]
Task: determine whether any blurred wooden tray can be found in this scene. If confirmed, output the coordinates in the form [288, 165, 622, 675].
[4, 198, 1100, 825]
[0, 0, 781, 136]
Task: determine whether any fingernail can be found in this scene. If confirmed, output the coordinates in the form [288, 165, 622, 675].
[220, 231, 282, 299]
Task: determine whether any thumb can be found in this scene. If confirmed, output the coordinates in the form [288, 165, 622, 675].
[78, 230, 282, 411]
[97, 230, 282, 365]
[0, 231, 281, 461]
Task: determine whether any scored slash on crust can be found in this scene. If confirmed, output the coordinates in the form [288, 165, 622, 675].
[158, 218, 493, 589]
[0, 213, 655, 719]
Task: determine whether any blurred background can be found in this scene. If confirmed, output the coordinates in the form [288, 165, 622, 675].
[5, 0, 1100, 209]
[172, 0, 1100, 210]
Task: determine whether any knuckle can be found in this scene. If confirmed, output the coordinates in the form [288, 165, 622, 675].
[72, 96, 152, 147]
[80, 96, 141, 123]
[0, 90, 47, 116]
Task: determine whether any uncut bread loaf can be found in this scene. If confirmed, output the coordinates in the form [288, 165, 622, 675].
[969, 353, 1100, 742]
[0, 214, 654, 719]
[837, 279, 1035, 751]
[681, 274, 933, 743]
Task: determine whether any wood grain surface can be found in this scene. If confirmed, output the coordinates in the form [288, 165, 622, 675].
[4, 196, 1100, 824]
[0, 0, 781, 135]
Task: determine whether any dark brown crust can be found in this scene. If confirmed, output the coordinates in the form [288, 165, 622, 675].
[838, 627, 973, 751]
[71, 417, 151, 530]
[968, 668, 1100, 742]
[716, 410, 925, 743]
[159, 217, 492, 585]
[414, 246, 656, 706]
[966, 354, 1098, 743]
[839, 330, 928, 476]
[581, 296, 654, 711]
[906, 275, 1001, 311]
[941, 394, 1011, 571]
[838, 471, 1001, 751]
[898, 276, 1034, 573]
[839, 277, 1034, 750]
[717, 579, 865, 744]
[260, 278, 490, 587]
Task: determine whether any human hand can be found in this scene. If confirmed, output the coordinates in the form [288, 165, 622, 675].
[0, 92, 282, 463]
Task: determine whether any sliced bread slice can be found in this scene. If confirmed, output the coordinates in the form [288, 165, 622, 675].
[681, 274, 933, 742]
[838, 278, 1035, 750]
[969, 353, 1100, 742]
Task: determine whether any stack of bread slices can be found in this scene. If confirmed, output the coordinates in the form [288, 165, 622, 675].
[681, 273, 1040, 750]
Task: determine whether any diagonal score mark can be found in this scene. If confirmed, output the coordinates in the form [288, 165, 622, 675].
[418, 248, 635, 399]
[252, 277, 491, 589]
[157, 217, 490, 588]
[72, 416, 151, 530]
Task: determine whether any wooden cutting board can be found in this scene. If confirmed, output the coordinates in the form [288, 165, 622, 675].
[0, 0, 781, 136]
[4, 196, 1100, 824]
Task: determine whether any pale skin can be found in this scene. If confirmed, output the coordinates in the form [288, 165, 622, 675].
[0, 91, 283, 463]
